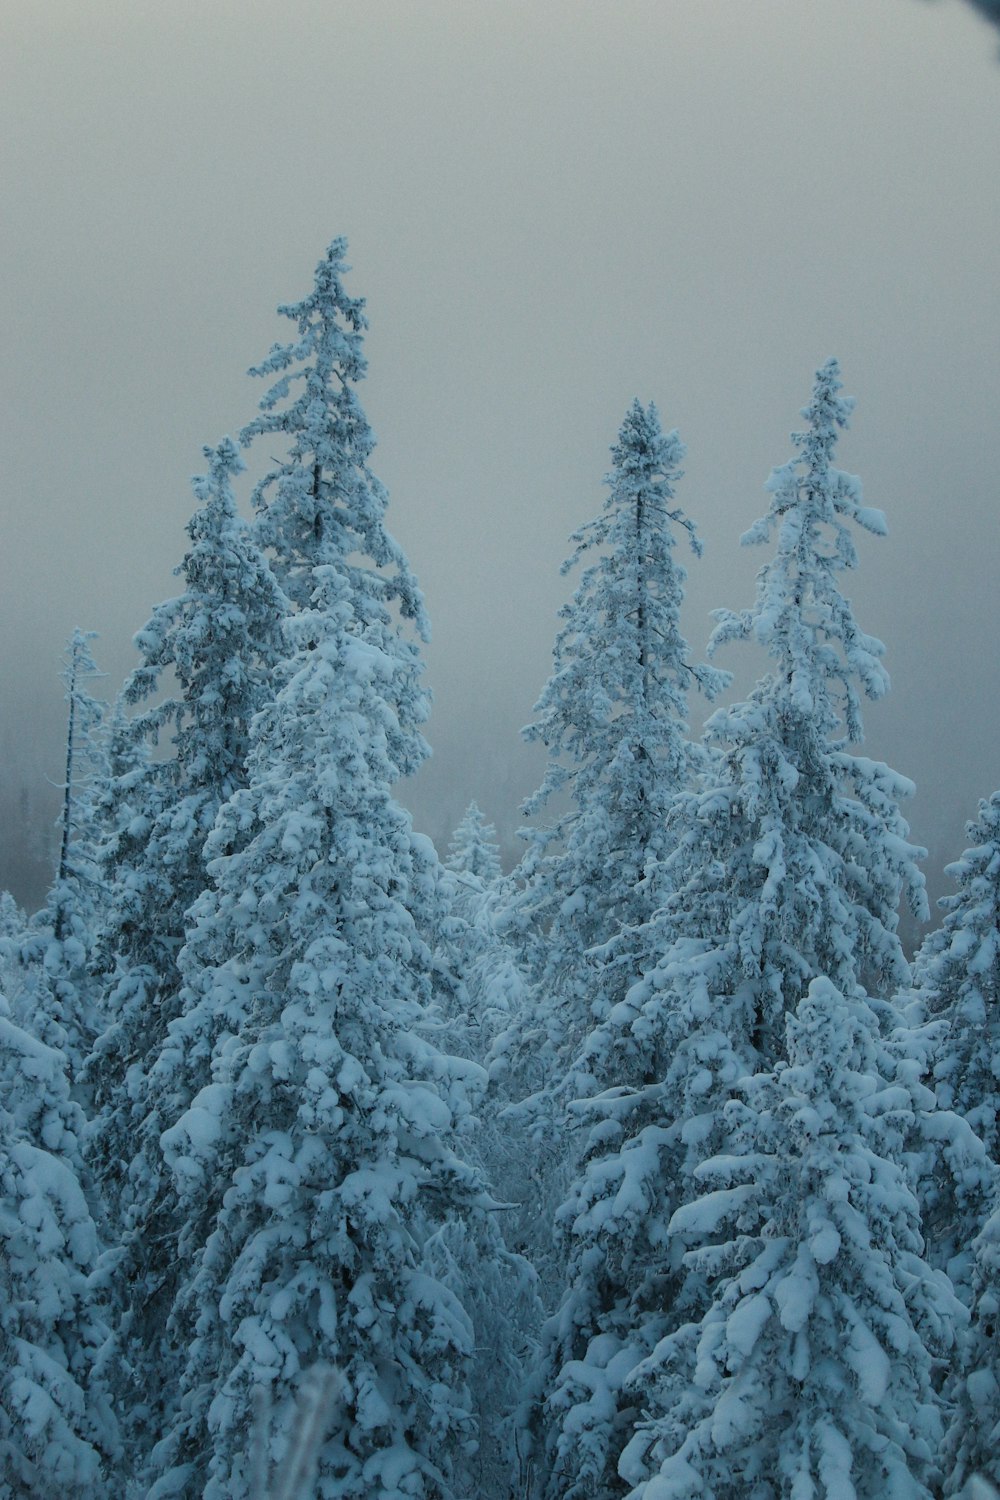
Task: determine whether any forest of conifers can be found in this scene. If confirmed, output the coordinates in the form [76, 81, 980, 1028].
[1, 240, 997, 1500]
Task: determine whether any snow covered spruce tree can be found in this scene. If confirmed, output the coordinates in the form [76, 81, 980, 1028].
[531, 360, 930, 1498]
[434, 803, 508, 1060]
[944, 1190, 1000, 1497]
[0, 893, 28, 1011]
[0, 892, 25, 945]
[0, 996, 117, 1495]
[446, 801, 502, 898]
[617, 979, 961, 1500]
[99, 242, 512, 1499]
[514, 401, 720, 1041]
[910, 792, 1000, 1489]
[142, 569, 486, 1500]
[87, 437, 287, 1216]
[420, 805, 542, 1497]
[19, 629, 107, 1077]
[895, 790, 1000, 1305]
[81, 440, 288, 1476]
[917, 790, 1000, 1162]
[497, 402, 721, 1220]
[239, 237, 428, 774]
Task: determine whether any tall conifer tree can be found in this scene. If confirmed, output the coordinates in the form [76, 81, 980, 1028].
[944, 1192, 1000, 1497]
[85, 440, 288, 1474]
[446, 802, 502, 893]
[0, 1000, 117, 1495]
[21, 630, 106, 1076]
[88, 437, 287, 1217]
[145, 575, 485, 1499]
[533, 361, 929, 1498]
[619, 980, 959, 1500]
[118, 245, 493, 1498]
[917, 790, 1000, 1162]
[499, 403, 721, 1193]
[239, 236, 429, 775]
[913, 793, 1000, 1490]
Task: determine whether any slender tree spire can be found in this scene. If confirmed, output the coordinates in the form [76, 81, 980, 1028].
[504, 400, 722, 1115]
[240, 240, 429, 784]
[55, 630, 105, 896]
[21, 631, 106, 1071]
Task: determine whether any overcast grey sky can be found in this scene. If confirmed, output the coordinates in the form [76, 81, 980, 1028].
[2, 0, 998, 921]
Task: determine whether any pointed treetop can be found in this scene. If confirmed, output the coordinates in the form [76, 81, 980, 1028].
[524, 397, 723, 814]
[793, 355, 855, 474]
[447, 801, 502, 885]
[603, 397, 700, 555]
[245, 237, 368, 403]
[710, 358, 890, 745]
[60, 628, 105, 744]
[239, 238, 427, 638]
[56, 628, 106, 889]
[188, 433, 244, 518]
[122, 433, 288, 800]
